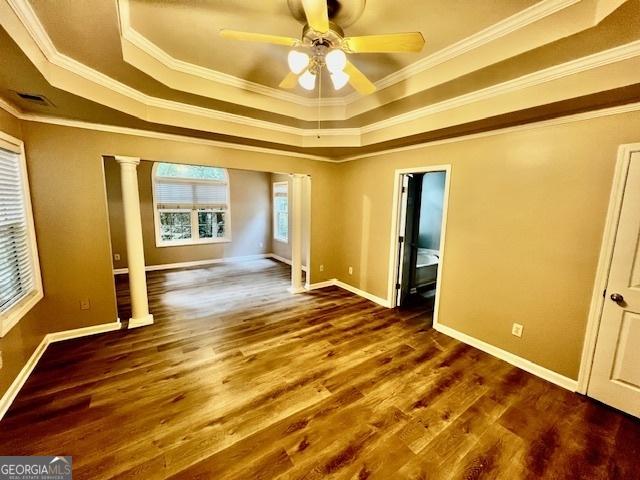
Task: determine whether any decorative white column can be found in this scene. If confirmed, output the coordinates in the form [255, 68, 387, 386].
[288, 174, 305, 293]
[115, 156, 153, 328]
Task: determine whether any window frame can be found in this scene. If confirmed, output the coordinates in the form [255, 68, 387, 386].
[151, 162, 232, 247]
[0, 131, 43, 337]
[273, 181, 289, 244]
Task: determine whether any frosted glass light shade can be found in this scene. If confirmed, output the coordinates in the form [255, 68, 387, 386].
[287, 51, 310, 74]
[298, 70, 317, 90]
[330, 70, 350, 90]
[325, 49, 347, 73]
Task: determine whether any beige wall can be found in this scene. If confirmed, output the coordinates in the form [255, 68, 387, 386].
[2, 108, 639, 398]
[335, 110, 640, 379]
[0, 120, 340, 396]
[105, 159, 272, 269]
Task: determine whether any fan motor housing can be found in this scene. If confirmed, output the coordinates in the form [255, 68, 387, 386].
[302, 22, 344, 48]
[287, 0, 366, 28]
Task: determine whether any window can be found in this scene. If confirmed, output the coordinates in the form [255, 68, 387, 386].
[152, 162, 230, 246]
[273, 181, 289, 243]
[0, 139, 42, 337]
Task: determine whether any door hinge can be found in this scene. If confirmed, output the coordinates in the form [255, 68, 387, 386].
[603, 289, 606, 298]
[402, 186, 406, 193]
[396, 283, 401, 290]
[399, 236, 404, 243]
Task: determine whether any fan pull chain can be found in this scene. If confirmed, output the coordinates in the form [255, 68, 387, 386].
[317, 70, 321, 139]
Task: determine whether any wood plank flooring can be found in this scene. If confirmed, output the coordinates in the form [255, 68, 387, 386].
[1, 259, 638, 479]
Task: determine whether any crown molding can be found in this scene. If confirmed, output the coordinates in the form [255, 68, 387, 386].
[3, 96, 640, 165]
[3, 0, 317, 140]
[343, 0, 581, 103]
[0, 101, 335, 161]
[360, 39, 640, 135]
[338, 101, 640, 162]
[118, 0, 344, 110]
[118, 0, 582, 111]
[3, 0, 639, 147]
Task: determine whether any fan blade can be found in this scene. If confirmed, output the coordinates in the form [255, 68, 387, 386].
[343, 61, 376, 95]
[343, 32, 425, 53]
[301, 0, 329, 33]
[279, 72, 299, 89]
[220, 30, 299, 47]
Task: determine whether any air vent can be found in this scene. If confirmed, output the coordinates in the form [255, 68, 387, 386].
[13, 91, 53, 107]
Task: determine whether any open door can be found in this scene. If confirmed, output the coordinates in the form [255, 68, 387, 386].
[395, 174, 412, 306]
[394, 170, 447, 310]
[588, 151, 640, 418]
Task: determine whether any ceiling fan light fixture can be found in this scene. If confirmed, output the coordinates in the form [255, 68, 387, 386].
[298, 70, 317, 90]
[330, 70, 350, 90]
[288, 50, 310, 74]
[325, 49, 347, 73]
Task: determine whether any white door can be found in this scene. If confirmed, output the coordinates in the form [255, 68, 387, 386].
[588, 151, 640, 417]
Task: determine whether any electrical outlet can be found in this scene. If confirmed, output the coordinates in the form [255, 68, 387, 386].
[80, 298, 91, 310]
[319, 264, 324, 272]
[511, 323, 523, 337]
[348, 266, 353, 275]
[114, 253, 121, 261]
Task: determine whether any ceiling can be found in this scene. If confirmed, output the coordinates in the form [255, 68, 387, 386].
[1, 0, 640, 159]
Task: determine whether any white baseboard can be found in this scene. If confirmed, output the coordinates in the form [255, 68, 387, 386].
[0, 320, 122, 420]
[333, 280, 392, 308]
[113, 253, 307, 275]
[128, 314, 154, 329]
[306, 280, 336, 290]
[266, 254, 308, 272]
[306, 278, 391, 308]
[48, 321, 121, 343]
[434, 323, 578, 391]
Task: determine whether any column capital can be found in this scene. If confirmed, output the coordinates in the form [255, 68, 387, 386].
[114, 155, 141, 166]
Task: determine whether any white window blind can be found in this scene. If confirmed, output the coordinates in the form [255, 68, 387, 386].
[0, 147, 36, 316]
[155, 180, 228, 210]
[153, 162, 231, 246]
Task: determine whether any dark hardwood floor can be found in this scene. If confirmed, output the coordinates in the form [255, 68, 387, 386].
[1, 259, 638, 479]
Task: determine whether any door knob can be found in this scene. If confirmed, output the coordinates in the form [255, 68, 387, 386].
[610, 293, 624, 304]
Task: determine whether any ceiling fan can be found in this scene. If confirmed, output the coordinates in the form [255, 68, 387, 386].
[219, 0, 425, 95]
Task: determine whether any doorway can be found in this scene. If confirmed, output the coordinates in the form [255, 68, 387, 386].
[389, 166, 450, 318]
[580, 144, 640, 418]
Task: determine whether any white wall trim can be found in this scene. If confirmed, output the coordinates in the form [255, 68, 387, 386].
[435, 323, 578, 391]
[3, 98, 640, 166]
[112, 253, 307, 274]
[3, 0, 640, 145]
[117, 0, 343, 110]
[333, 280, 391, 308]
[357, 40, 640, 137]
[0, 321, 122, 420]
[576, 143, 640, 394]
[269, 254, 308, 272]
[337, 101, 640, 162]
[113, 253, 272, 274]
[305, 280, 335, 290]
[354, 0, 580, 99]
[305, 278, 391, 307]
[119, 0, 581, 109]
[0, 105, 333, 162]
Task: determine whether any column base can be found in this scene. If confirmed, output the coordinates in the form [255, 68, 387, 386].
[128, 314, 154, 329]
[288, 286, 306, 294]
